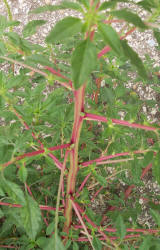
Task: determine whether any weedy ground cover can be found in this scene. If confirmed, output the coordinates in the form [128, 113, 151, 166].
[0, 0, 160, 249]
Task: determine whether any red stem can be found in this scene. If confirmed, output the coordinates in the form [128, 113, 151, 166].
[2, 143, 70, 169]
[45, 66, 70, 81]
[74, 224, 159, 234]
[0, 201, 61, 211]
[75, 234, 141, 242]
[75, 173, 91, 198]
[84, 112, 158, 131]
[25, 183, 33, 197]
[91, 186, 104, 202]
[0, 246, 15, 249]
[81, 150, 151, 168]
[125, 162, 153, 199]
[63, 85, 86, 235]
[141, 163, 153, 179]
[70, 197, 114, 243]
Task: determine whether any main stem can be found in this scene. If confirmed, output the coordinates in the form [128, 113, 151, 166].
[63, 84, 86, 235]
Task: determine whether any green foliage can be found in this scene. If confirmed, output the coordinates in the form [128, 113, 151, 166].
[71, 39, 97, 88]
[137, 0, 158, 12]
[152, 152, 160, 184]
[98, 23, 122, 56]
[77, 0, 89, 9]
[120, 40, 148, 79]
[18, 164, 28, 183]
[31, 1, 84, 14]
[21, 194, 42, 240]
[92, 236, 102, 250]
[153, 29, 160, 47]
[46, 17, 82, 43]
[150, 209, 160, 227]
[23, 20, 46, 38]
[115, 215, 126, 240]
[0, 0, 160, 249]
[110, 9, 147, 29]
[99, 1, 117, 10]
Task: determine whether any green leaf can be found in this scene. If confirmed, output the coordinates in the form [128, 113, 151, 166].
[26, 54, 53, 67]
[0, 17, 20, 35]
[143, 151, 154, 166]
[21, 194, 42, 240]
[71, 39, 97, 89]
[18, 165, 28, 183]
[72, 242, 79, 250]
[151, 86, 160, 93]
[99, 0, 129, 10]
[150, 209, 160, 227]
[31, 1, 83, 14]
[23, 20, 46, 38]
[153, 30, 160, 47]
[99, 1, 117, 11]
[139, 236, 152, 250]
[46, 17, 82, 43]
[64, 240, 71, 249]
[54, 233, 65, 250]
[0, 41, 7, 55]
[131, 157, 142, 184]
[0, 144, 14, 164]
[0, 186, 5, 196]
[37, 237, 50, 249]
[57, 1, 84, 13]
[77, 0, 89, 9]
[0, 208, 4, 218]
[92, 170, 106, 186]
[5, 32, 21, 46]
[2, 178, 26, 205]
[46, 222, 54, 235]
[0, 15, 8, 33]
[92, 236, 102, 250]
[115, 215, 126, 240]
[110, 9, 147, 29]
[7, 20, 20, 27]
[40, 234, 65, 250]
[137, 0, 157, 12]
[152, 152, 160, 184]
[120, 40, 148, 79]
[101, 87, 115, 104]
[31, 5, 63, 14]
[98, 23, 122, 56]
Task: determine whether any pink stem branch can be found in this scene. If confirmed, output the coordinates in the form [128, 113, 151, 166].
[25, 183, 33, 197]
[81, 150, 150, 168]
[91, 186, 104, 202]
[71, 199, 93, 248]
[0, 245, 16, 249]
[0, 201, 61, 211]
[75, 234, 141, 241]
[11, 107, 44, 148]
[84, 112, 158, 131]
[2, 143, 70, 169]
[70, 197, 114, 244]
[48, 153, 63, 170]
[74, 224, 159, 234]
[75, 173, 91, 198]
[45, 66, 73, 91]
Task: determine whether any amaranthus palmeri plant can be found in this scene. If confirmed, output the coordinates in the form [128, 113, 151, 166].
[0, 0, 160, 249]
